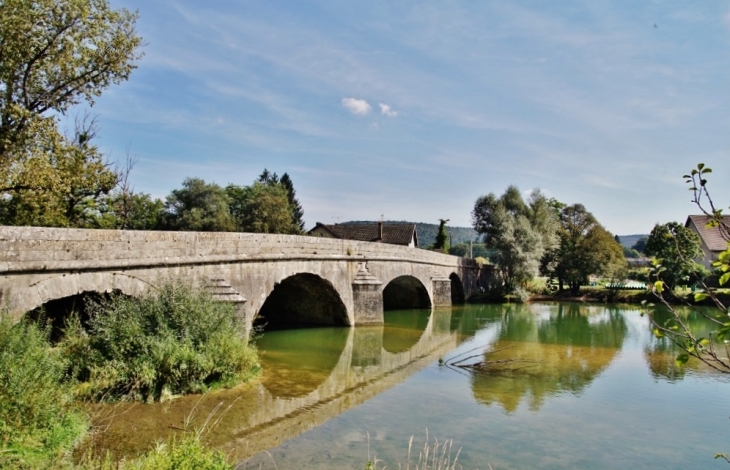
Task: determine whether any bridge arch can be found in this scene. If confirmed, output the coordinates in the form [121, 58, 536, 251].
[7, 271, 150, 321]
[382, 275, 432, 311]
[450, 273, 466, 304]
[256, 273, 349, 329]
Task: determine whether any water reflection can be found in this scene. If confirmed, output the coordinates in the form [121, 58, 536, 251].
[470, 303, 627, 412]
[89, 308, 457, 462]
[382, 309, 430, 353]
[257, 327, 350, 398]
[643, 306, 725, 381]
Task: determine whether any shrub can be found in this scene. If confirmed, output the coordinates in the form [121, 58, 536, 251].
[0, 313, 87, 469]
[62, 281, 260, 402]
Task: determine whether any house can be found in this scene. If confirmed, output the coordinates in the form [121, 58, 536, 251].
[685, 214, 730, 268]
[309, 221, 419, 247]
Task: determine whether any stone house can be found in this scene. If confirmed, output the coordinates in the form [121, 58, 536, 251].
[685, 214, 730, 268]
[309, 221, 419, 248]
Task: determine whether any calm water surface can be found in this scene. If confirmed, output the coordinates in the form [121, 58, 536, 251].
[95, 303, 730, 469]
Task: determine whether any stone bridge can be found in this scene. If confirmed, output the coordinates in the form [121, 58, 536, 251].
[0, 227, 481, 332]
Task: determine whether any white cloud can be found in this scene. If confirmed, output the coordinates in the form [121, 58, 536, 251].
[341, 97, 372, 115]
[379, 103, 398, 117]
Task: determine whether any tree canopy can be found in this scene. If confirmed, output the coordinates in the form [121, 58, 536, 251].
[472, 186, 558, 293]
[434, 218, 450, 253]
[0, 0, 142, 227]
[541, 204, 626, 295]
[645, 222, 705, 289]
[161, 178, 235, 232]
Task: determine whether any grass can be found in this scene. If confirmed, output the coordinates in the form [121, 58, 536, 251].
[366, 432, 467, 470]
[0, 313, 88, 469]
[61, 281, 261, 402]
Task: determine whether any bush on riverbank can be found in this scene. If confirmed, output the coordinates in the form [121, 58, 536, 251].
[62, 282, 260, 402]
[0, 314, 87, 469]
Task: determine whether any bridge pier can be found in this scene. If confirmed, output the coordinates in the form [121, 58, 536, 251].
[431, 275, 453, 307]
[352, 263, 384, 325]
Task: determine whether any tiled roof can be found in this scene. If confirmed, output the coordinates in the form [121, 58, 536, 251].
[312, 222, 418, 246]
[686, 215, 730, 252]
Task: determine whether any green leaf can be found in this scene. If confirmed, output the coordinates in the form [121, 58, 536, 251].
[719, 272, 730, 286]
[675, 353, 689, 367]
[697, 163, 705, 170]
[654, 281, 664, 293]
[717, 326, 730, 342]
[653, 328, 664, 338]
[699, 338, 710, 347]
[694, 292, 708, 302]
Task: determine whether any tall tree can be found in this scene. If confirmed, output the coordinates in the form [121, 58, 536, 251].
[227, 181, 296, 234]
[434, 219, 450, 253]
[161, 178, 234, 232]
[280, 173, 305, 233]
[0, 117, 117, 227]
[542, 204, 626, 295]
[0, 0, 142, 225]
[258, 169, 279, 185]
[472, 186, 558, 293]
[644, 222, 705, 289]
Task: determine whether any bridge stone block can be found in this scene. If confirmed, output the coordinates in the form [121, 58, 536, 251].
[431, 276, 452, 306]
[352, 263, 383, 325]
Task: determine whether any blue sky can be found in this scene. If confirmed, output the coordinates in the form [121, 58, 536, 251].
[81, 0, 730, 235]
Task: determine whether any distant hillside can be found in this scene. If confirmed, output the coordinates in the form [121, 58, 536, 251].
[617, 234, 649, 249]
[340, 220, 479, 247]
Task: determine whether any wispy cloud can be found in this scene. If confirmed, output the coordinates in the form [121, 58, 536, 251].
[342, 97, 372, 115]
[379, 103, 398, 117]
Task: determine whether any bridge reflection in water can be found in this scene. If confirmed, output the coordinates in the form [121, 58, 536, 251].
[90, 307, 459, 462]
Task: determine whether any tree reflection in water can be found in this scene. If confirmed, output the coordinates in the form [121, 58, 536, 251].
[469, 303, 627, 413]
[643, 306, 725, 382]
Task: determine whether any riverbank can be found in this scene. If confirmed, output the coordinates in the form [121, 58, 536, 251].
[0, 281, 260, 469]
[470, 289, 730, 306]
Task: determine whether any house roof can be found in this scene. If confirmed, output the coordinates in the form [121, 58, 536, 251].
[685, 215, 730, 252]
[311, 222, 418, 246]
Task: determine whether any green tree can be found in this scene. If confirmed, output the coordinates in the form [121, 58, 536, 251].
[161, 178, 235, 232]
[434, 218, 450, 253]
[280, 172, 305, 233]
[472, 186, 558, 293]
[643, 163, 730, 377]
[226, 181, 296, 234]
[0, 0, 142, 225]
[543, 204, 626, 295]
[632, 237, 648, 253]
[644, 222, 705, 289]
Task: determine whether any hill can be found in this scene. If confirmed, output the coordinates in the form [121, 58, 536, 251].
[617, 234, 649, 249]
[340, 221, 479, 247]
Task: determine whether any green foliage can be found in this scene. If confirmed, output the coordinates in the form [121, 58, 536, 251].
[0, 0, 142, 227]
[0, 313, 87, 469]
[472, 186, 558, 293]
[622, 245, 642, 258]
[61, 282, 260, 402]
[280, 172, 305, 233]
[631, 237, 648, 253]
[227, 181, 298, 234]
[124, 435, 232, 470]
[434, 218, 450, 253]
[448, 242, 493, 259]
[542, 203, 627, 296]
[161, 178, 235, 232]
[645, 222, 706, 289]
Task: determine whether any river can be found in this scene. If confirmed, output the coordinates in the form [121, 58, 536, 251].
[90, 302, 730, 469]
